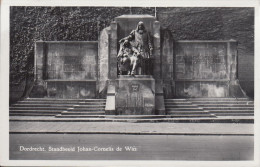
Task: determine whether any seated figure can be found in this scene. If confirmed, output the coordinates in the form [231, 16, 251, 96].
[117, 39, 141, 76]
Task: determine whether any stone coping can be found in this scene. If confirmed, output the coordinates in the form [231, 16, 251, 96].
[177, 40, 237, 43]
[36, 41, 98, 43]
[115, 14, 155, 19]
[174, 79, 230, 82]
[45, 79, 96, 82]
[116, 75, 154, 80]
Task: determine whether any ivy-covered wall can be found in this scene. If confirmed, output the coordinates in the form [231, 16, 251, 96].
[10, 7, 254, 100]
[157, 7, 254, 97]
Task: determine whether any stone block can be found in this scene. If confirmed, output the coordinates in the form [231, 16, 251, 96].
[29, 84, 47, 98]
[46, 80, 96, 99]
[175, 81, 229, 97]
[155, 81, 165, 115]
[105, 84, 116, 115]
[115, 75, 155, 115]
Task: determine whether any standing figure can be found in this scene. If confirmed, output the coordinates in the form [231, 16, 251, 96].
[119, 21, 153, 75]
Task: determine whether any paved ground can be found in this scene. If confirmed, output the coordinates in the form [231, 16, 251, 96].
[10, 134, 254, 160]
[9, 121, 254, 161]
[10, 122, 253, 135]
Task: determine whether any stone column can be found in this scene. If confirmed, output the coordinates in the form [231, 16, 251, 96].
[29, 41, 47, 97]
[35, 41, 46, 83]
[105, 21, 118, 113]
[227, 40, 246, 97]
[228, 40, 238, 81]
[153, 21, 165, 114]
[152, 21, 161, 79]
[161, 30, 174, 98]
[109, 21, 118, 79]
[98, 27, 110, 97]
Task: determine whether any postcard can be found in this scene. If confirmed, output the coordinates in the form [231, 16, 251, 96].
[1, 0, 259, 166]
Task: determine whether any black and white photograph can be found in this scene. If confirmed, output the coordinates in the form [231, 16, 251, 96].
[0, 0, 259, 166]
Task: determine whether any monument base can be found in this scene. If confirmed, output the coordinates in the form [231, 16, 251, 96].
[115, 75, 155, 115]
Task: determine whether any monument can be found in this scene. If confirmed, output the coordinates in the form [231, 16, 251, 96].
[30, 14, 246, 116]
[101, 15, 164, 115]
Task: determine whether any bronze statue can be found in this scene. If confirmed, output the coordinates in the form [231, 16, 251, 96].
[117, 40, 140, 75]
[118, 21, 153, 76]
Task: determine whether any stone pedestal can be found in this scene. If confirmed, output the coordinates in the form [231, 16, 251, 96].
[115, 75, 155, 115]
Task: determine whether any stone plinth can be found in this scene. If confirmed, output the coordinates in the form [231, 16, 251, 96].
[46, 80, 96, 99]
[115, 75, 155, 115]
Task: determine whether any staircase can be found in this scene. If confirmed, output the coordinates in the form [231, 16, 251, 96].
[10, 97, 254, 123]
[9, 98, 106, 117]
[165, 99, 216, 118]
[188, 98, 254, 116]
[165, 98, 254, 117]
[55, 99, 106, 118]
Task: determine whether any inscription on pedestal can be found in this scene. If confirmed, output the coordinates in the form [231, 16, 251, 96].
[115, 76, 155, 115]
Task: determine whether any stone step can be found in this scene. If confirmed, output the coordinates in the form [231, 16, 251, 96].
[167, 111, 211, 115]
[55, 114, 105, 118]
[164, 102, 193, 105]
[79, 100, 106, 104]
[166, 114, 215, 118]
[165, 105, 201, 108]
[166, 108, 204, 111]
[24, 98, 106, 102]
[67, 108, 105, 111]
[9, 106, 68, 111]
[188, 98, 250, 101]
[190, 101, 253, 104]
[72, 105, 106, 108]
[9, 110, 62, 114]
[57, 115, 172, 119]
[208, 110, 254, 113]
[202, 107, 254, 110]
[10, 113, 57, 116]
[61, 111, 105, 115]
[165, 99, 187, 101]
[12, 104, 75, 107]
[195, 104, 254, 107]
[9, 116, 254, 123]
[9, 106, 69, 110]
[213, 113, 254, 116]
[17, 101, 81, 105]
[18, 101, 106, 105]
[105, 115, 169, 119]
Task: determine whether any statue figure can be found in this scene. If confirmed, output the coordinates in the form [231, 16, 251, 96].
[117, 39, 141, 76]
[119, 21, 153, 75]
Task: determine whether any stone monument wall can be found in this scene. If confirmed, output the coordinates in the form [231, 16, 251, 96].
[33, 41, 98, 98]
[45, 42, 97, 80]
[173, 40, 240, 97]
